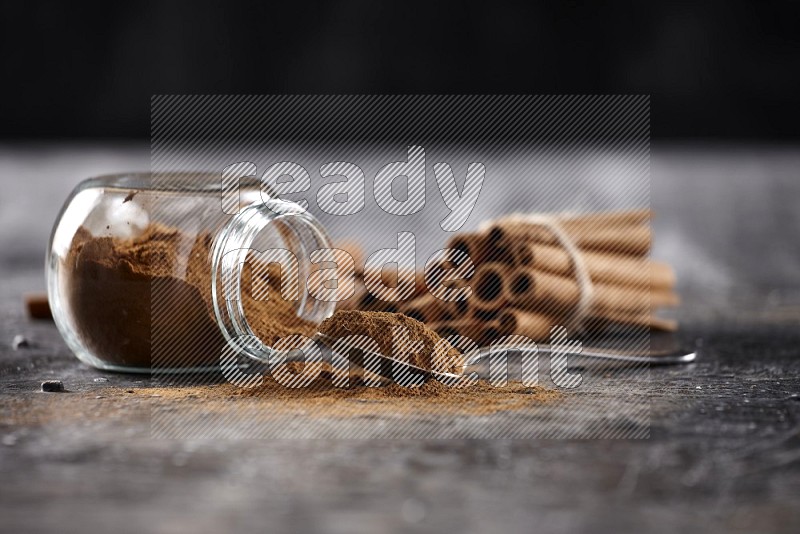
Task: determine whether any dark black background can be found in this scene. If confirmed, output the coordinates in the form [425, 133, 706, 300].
[1, 0, 798, 140]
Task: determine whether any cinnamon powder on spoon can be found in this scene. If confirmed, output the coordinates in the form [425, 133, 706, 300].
[318, 310, 464, 374]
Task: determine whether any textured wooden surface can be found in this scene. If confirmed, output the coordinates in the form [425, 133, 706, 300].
[1, 144, 799, 533]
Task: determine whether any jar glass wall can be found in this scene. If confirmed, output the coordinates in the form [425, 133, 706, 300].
[47, 173, 335, 373]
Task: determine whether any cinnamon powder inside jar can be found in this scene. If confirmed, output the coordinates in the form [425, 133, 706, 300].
[65, 225, 317, 369]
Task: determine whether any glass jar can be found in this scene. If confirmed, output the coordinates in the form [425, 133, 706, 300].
[47, 173, 334, 373]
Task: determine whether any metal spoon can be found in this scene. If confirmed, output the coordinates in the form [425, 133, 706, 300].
[306, 333, 697, 384]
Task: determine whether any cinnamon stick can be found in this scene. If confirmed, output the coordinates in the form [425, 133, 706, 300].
[489, 222, 651, 257]
[448, 232, 514, 264]
[335, 275, 368, 311]
[338, 270, 420, 312]
[426, 259, 472, 292]
[471, 263, 512, 311]
[448, 233, 490, 264]
[512, 242, 675, 289]
[354, 278, 400, 313]
[429, 319, 502, 347]
[508, 268, 679, 316]
[377, 267, 425, 296]
[497, 309, 553, 340]
[25, 294, 53, 320]
[335, 239, 365, 275]
[401, 294, 455, 324]
[357, 267, 426, 309]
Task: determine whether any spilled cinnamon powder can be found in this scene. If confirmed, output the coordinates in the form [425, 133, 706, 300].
[118, 378, 562, 417]
[0, 379, 561, 428]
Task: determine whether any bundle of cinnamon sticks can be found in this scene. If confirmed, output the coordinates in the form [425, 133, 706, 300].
[339, 209, 678, 346]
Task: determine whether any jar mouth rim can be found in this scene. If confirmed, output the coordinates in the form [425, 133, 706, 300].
[210, 201, 336, 357]
[80, 172, 250, 193]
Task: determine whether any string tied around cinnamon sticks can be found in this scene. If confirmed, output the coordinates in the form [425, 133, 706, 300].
[482, 213, 595, 334]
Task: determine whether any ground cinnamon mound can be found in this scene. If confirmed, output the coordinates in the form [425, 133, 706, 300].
[319, 310, 464, 374]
